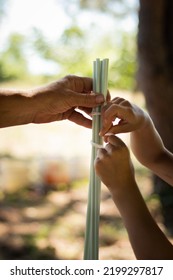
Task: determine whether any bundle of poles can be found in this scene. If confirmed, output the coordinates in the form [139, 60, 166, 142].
[84, 58, 109, 260]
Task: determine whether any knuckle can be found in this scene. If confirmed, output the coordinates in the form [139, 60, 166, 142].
[64, 74, 75, 80]
[125, 106, 133, 115]
[112, 97, 124, 102]
[122, 99, 132, 106]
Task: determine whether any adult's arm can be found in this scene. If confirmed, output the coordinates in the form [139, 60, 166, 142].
[0, 75, 105, 128]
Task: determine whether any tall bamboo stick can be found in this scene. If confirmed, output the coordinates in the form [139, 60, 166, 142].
[84, 58, 109, 260]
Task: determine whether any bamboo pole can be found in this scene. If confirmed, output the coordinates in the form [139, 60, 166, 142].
[84, 58, 109, 260]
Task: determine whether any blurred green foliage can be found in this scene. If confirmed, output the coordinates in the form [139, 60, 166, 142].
[0, 0, 137, 90]
[109, 34, 137, 89]
[61, 0, 137, 18]
[0, 33, 29, 81]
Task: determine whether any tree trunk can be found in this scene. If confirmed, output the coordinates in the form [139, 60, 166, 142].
[137, 0, 173, 235]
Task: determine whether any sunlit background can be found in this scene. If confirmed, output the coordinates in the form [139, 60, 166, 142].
[0, 0, 159, 260]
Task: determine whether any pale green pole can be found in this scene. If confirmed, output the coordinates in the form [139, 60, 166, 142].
[84, 58, 109, 260]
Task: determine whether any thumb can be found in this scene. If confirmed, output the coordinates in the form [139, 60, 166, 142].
[71, 92, 105, 108]
[108, 135, 127, 147]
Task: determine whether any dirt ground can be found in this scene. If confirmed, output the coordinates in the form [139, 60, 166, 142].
[0, 169, 172, 260]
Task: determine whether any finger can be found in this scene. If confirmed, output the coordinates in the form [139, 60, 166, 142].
[108, 135, 127, 148]
[111, 97, 132, 110]
[99, 121, 113, 137]
[106, 90, 111, 102]
[78, 90, 110, 116]
[103, 133, 114, 143]
[104, 142, 114, 154]
[80, 76, 93, 92]
[99, 102, 115, 136]
[67, 110, 92, 128]
[64, 75, 93, 92]
[101, 99, 128, 120]
[111, 97, 126, 104]
[96, 147, 108, 160]
[100, 105, 129, 136]
[101, 101, 112, 114]
[105, 122, 133, 135]
[103, 135, 127, 157]
[104, 104, 127, 123]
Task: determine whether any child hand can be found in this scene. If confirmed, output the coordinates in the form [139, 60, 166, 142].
[94, 135, 135, 196]
[100, 97, 148, 137]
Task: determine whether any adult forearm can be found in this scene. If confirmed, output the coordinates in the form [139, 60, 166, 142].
[0, 88, 36, 128]
[111, 183, 173, 259]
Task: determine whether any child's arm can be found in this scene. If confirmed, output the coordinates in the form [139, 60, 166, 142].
[100, 97, 173, 186]
[95, 135, 173, 259]
[131, 114, 173, 186]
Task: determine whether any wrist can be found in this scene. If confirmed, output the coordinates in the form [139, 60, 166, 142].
[110, 179, 140, 213]
[110, 176, 138, 202]
[139, 111, 152, 131]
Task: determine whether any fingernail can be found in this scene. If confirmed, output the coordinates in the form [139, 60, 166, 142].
[99, 129, 105, 136]
[105, 133, 114, 136]
[96, 94, 104, 103]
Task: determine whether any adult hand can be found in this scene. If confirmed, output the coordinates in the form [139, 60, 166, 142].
[31, 75, 105, 128]
[0, 75, 105, 128]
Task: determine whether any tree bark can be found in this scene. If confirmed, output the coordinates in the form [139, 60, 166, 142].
[137, 0, 173, 234]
